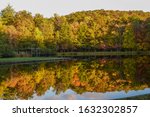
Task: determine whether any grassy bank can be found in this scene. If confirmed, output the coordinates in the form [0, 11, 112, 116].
[0, 51, 150, 64]
[57, 51, 150, 57]
[0, 57, 70, 65]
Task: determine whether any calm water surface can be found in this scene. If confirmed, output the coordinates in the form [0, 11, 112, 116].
[0, 56, 150, 100]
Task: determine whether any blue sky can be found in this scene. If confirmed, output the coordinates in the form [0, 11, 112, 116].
[0, 0, 150, 17]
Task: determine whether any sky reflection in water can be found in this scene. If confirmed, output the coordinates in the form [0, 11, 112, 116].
[32, 88, 150, 100]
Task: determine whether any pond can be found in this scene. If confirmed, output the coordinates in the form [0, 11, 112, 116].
[0, 56, 150, 100]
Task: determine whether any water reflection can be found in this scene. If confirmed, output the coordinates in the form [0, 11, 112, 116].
[0, 56, 150, 100]
[32, 88, 150, 100]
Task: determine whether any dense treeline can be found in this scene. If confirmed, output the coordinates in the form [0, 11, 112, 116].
[0, 56, 149, 99]
[0, 5, 150, 57]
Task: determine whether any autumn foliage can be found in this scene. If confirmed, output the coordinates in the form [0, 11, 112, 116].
[0, 5, 150, 57]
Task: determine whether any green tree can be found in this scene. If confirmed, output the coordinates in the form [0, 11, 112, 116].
[59, 17, 72, 51]
[77, 22, 88, 50]
[34, 13, 44, 28]
[0, 18, 14, 57]
[123, 24, 136, 50]
[3, 25, 18, 49]
[1, 4, 15, 25]
[14, 10, 35, 39]
[33, 27, 44, 48]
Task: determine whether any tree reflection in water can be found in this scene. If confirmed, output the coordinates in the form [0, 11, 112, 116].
[0, 56, 150, 100]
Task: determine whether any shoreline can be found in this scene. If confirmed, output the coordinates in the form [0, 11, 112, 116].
[57, 51, 150, 57]
[0, 57, 71, 65]
[117, 94, 150, 100]
[0, 51, 149, 65]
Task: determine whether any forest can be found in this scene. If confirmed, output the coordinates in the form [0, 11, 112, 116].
[0, 5, 150, 57]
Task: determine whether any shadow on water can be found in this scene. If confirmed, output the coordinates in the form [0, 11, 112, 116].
[0, 56, 150, 100]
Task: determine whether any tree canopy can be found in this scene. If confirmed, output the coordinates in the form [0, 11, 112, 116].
[0, 5, 150, 57]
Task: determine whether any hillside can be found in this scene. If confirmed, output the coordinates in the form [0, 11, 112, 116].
[0, 6, 150, 57]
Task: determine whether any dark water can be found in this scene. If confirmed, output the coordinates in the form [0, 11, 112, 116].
[0, 56, 150, 100]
